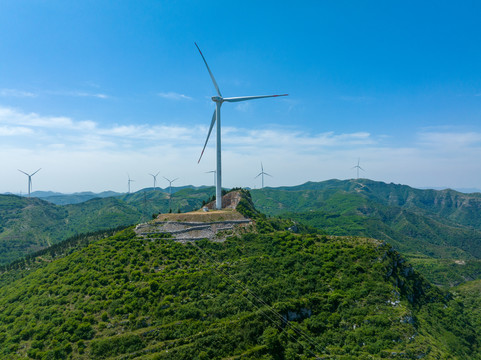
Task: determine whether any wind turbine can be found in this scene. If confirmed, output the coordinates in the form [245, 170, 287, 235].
[206, 170, 216, 188]
[163, 176, 178, 211]
[255, 162, 272, 189]
[127, 174, 135, 194]
[18, 168, 41, 197]
[352, 158, 365, 179]
[195, 43, 288, 209]
[149, 171, 160, 190]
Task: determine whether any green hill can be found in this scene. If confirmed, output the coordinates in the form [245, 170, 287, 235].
[251, 180, 481, 286]
[0, 188, 215, 265]
[253, 179, 481, 229]
[0, 219, 478, 359]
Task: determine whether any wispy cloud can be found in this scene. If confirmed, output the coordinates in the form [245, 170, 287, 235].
[418, 131, 481, 149]
[234, 102, 251, 112]
[2, 105, 481, 193]
[43, 90, 110, 99]
[0, 106, 96, 130]
[157, 92, 193, 101]
[73, 92, 109, 99]
[0, 106, 377, 153]
[0, 89, 37, 97]
[223, 128, 374, 150]
[0, 126, 34, 136]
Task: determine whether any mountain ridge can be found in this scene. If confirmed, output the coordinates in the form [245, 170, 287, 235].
[0, 193, 478, 359]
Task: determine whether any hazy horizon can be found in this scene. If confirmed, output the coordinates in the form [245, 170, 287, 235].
[4, 179, 481, 197]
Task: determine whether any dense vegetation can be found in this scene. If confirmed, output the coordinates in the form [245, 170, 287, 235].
[251, 180, 481, 286]
[0, 220, 478, 359]
[454, 279, 481, 340]
[0, 188, 215, 265]
[253, 180, 481, 229]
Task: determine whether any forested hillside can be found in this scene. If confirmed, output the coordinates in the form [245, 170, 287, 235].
[0, 188, 215, 265]
[251, 180, 481, 286]
[0, 223, 478, 359]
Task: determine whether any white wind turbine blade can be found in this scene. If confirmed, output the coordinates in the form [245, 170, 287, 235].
[172, 178, 179, 183]
[198, 110, 217, 163]
[223, 94, 288, 103]
[255, 173, 262, 179]
[18, 169, 29, 176]
[195, 42, 222, 97]
[31, 168, 41, 176]
[265, 172, 273, 177]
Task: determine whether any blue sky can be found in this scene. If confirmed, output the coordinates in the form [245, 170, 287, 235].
[1, 1, 481, 193]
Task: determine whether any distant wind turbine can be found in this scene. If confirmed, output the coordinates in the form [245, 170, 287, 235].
[164, 176, 178, 211]
[352, 158, 365, 179]
[195, 42, 288, 209]
[149, 171, 160, 190]
[18, 168, 41, 197]
[127, 174, 135, 194]
[206, 170, 216, 188]
[255, 162, 272, 189]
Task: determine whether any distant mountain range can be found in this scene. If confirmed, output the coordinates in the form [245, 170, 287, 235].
[6, 185, 210, 205]
[251, 179, 481, 286]
[0, 187, 215, 265]
[5, 183, 480, 205]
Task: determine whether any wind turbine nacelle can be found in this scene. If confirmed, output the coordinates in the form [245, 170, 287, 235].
[211, 96, 222, 102]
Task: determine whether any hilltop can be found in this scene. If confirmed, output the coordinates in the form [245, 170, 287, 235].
[0, 191, 478, 359]
[136, 190, 252, 243]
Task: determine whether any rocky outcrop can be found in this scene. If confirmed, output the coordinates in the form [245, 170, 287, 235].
[135, 219, 251, 242]
[135, 190, 253, 242]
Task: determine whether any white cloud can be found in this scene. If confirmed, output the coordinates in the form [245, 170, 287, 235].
[44, 90, 110, 99]
[74, 92, 109, 99]
[0, 106, 96, 130]
[1, 105, 481, 193]
[0, 126, 34, 136]
[418, 131, 481, 149]
[157, 92, 193, 101]
[0, 89, 37, 97]
[234, 102, 251, 112]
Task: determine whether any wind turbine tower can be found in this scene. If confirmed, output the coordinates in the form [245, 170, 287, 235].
[127, 174, 135, 194]
[195, 43, 288, 209]
[163, 176, 178, 211]
[255, 162, 272, 189]
[149, 171, 160, 190]
[352, 158, 365, 179]
[18, 168, 41, 197]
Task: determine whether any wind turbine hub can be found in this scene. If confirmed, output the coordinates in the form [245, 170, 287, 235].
[211, 96, 223, 102]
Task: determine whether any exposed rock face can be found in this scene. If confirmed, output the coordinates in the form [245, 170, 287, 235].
[135, 191, 252, 242]
[135, 219, 251, 243]
[205, 190, 242, 210]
